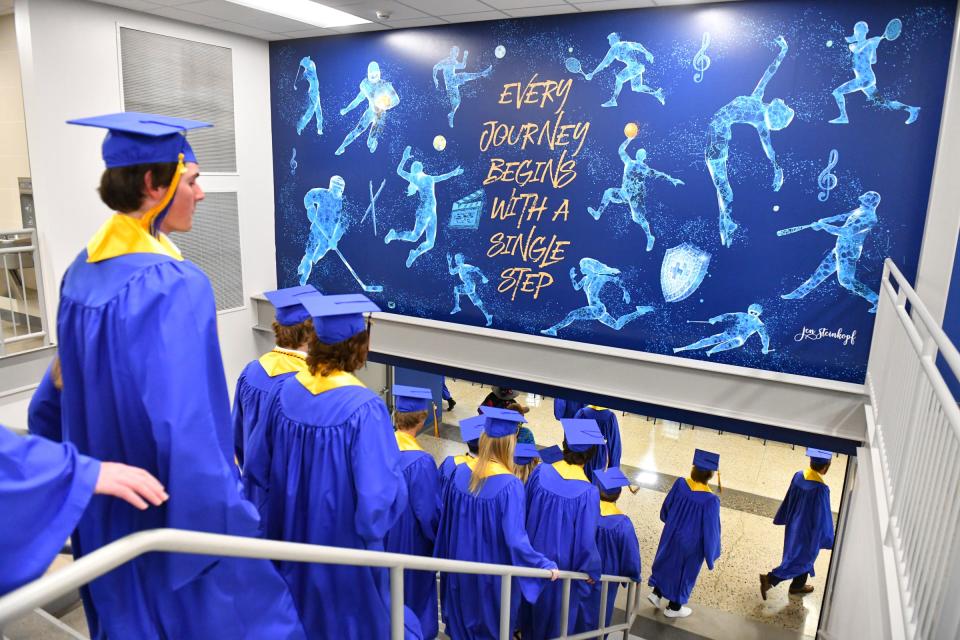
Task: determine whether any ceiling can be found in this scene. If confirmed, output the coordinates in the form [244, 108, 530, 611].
[87, 0, 740, 39]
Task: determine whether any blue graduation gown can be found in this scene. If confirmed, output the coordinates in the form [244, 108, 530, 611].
[56, 244, 305, 640]
[438, 453, 475, 495]
[580, 505, 642, 632]
[771, 470, 834, 579]
[648, 478, 721, 605]
[520, 462, 601, 639]
[553, 398, 585, 420]
[434, 463, 556, 640]
[27, 365, 61, 441]
[0, 426, 98, 595]
[245, 372, 419, 639]
[384, 434, 441, 639]
[573, 406, 622, 481]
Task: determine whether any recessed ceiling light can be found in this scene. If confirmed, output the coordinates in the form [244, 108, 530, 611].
[225, 0, 369, 28]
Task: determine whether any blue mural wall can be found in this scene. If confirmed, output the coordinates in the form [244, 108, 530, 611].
[269, 0, 956, 384]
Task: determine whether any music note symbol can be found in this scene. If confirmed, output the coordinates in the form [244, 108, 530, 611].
[693, 32, 711, 83]
[817, 149, 839, 202]
[290, 148, 298, 176]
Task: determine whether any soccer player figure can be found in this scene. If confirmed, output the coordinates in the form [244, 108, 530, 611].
[386, 146, 463, 268]
[588, 136, 683, 252]
[781, 191, 880, 313]
[760, 448, 835, 601]
[706, 36, 794, 247]
[448, 252, 493, 326]
[433, 46, 492, 128]
[829, 20, 920, 125]
[674, 303, 772, 356]
[335, 61, 400, 155]
[585, 32, 665, 107]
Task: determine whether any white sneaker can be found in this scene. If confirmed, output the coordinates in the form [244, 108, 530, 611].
[647, 593, 661, 608]
[664, 606, 693, 618]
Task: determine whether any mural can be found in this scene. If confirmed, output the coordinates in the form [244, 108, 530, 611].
[270, 0, 956, 383]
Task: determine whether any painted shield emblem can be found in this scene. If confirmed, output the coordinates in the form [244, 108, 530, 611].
[661, 243, 711, 302]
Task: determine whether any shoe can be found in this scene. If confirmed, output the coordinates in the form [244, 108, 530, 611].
[647, 593, 661, 609]
[447, 399, 456, 411]
[789, 585, 815, 596]
[759, 573, 771, 601]
[664, 606, 692, 618]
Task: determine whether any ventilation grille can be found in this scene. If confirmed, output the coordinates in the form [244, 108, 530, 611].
[119, 27, 237, 172]
[171, 193, 244, 311]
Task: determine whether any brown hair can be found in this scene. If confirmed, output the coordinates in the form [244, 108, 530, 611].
[513, 458, 539, 484]
[599, 488, 621, 502]
[469, 432, 515, 493]
[810, 459, 831, 474]
[306, 328, 370, 376]
[562, 440, 596, 467]
[50, 355, 63, 391]
[98, 163, 179, 213]
[690, 466, 714, 484]
[395, 410, 428, 432]
[273, 318, 313, 350]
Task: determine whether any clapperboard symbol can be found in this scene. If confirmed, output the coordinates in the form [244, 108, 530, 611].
[449, 189, 485, 230]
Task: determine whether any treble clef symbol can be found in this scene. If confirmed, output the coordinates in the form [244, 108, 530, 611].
[693, 32, 711, 83]
[290, 148, 298, 176]
[817, 149, 839, 202]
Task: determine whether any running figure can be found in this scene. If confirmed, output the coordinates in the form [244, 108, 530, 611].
[447, 253, 493, 326]
[433, 46, 492, 128]
[385, 146, 463, 268]
[706, 36, 794, 248]
[588, 136, 684, 253]
[674, 304, 772, 356]
[584, 33, 664, 107]
[829, 20, 920, 125]
[781, 191, 880, 313]
[295, 56, 323, 136]
[335, 61, 400, 155]
[541, 258, 653, 337]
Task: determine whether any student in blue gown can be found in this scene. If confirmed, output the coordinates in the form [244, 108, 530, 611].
[233, 285, 315, 470]
[245, 292, 420, 639]
[539, 444, 564, 465]
[648, 449, 722, 618]
[438, 415, 482, 492]
[574, 405, 622, 480]
[441, 379, 456, 411]
[385, 385, 442, 639]
[1, 425, 167, 595]
[56, 113, 306, 639]
[580, 467, 642, 633]
[27, 358, 61, 441]
[521, 418, 604, 639]
[513, 442, 540, 484]
[435, 407, 559, 639]
[760, 448, 835, 600]
[554, 397, 585, 420]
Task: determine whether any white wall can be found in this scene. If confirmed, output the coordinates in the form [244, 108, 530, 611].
[0, 13, 28, 231]
[14, 0, 275, 390]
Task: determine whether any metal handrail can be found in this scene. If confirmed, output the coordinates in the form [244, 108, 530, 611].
[0, 528, 643, 640]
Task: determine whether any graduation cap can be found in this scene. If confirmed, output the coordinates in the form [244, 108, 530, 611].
[540, 445, 563, 464]
[692, 449, 720, 471]
[393, 385, 433, 413]
[514, 443, 540, 465]
[300, 293, 380, 344]
[67, 112, 212, 168]
[806, 447, 833, 464]
[594, 467, 632, 493]
[561, 418, 605, 452]
[459, 415, 484, 443]
[264, 285, 317, 326]
[479, 406, 527, 438]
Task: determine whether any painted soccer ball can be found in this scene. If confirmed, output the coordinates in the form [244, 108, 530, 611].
[624, 122, 639, 139]
[495, 45, 506, 59]
[433, 135, 447, 151]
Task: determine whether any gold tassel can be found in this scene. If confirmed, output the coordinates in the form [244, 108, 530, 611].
[432, 401, 439, 438]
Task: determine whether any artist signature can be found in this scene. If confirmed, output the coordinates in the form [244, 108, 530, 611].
[794, 326, 857, 346]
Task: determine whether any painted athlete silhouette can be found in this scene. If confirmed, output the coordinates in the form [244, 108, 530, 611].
[674, 304, 772, 356]
[433, 46, 492, 128]
[585, 32, 664, 107]
[295, 56, 323, 136]
[448, 253, 493, 326]
[335, 61, 400, 155]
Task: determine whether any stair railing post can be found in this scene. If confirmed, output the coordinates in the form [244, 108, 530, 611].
[390, 566, 404, 640]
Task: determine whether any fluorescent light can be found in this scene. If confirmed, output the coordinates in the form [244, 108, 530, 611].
[225, 0, 369, 28]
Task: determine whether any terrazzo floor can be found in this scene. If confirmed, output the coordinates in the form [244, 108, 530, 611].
[421, 379, 849, 639]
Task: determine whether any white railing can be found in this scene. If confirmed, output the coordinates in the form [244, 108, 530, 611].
[865, 259, 960, 640]
[0, 529, 642, 640]
[0, 229, 49, 355]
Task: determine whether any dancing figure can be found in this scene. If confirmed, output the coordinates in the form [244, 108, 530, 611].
[706, 36, 794, 248]
[433, 46, 492, 128]
[541, 258, 653, 336]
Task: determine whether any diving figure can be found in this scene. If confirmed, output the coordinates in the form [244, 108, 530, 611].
[433, 46, 492, 128]
[541, 258, 653, 336]
[448, 253, 493, 326]
[829, 20, 920, 125]
[706, 36, 794, 248]
[674, 304, 771, 356]
[335, 61, 400, 155]
[584, 32, 664, 107]
[588, 136, 684, 252]
[385, 146, 463, 268]
[781, 191, 880, 313]
[295, 56, 323, 136]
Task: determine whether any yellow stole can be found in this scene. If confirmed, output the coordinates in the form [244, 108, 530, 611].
[86, 213, 183, 263]
[295, 369, 364, 395]
[258, 349, 307, 377]
[395, 431, 424, 452]
[478, 460, 512, 478]
[454, 454, 477, 469]
[803, 468, 825, 484]
[552, 460, 590, 482]
[686, 478, 713, 493]
[587, 405, 608, 411]
[600, 501, 624, 517]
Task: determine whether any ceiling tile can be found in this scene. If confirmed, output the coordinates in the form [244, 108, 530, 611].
[92, 0, 161, 11]
[146, 0, 206, 6]
[332, 0, 430, 22]
[575, 0, 649, 10]
[382, 16, 447, 27]
[577, 0, 654, 4]
[283, 27, 341, 38]
[202, 19, 280, 39]
[441, 10, 509, 23]
[506, 4, 577, 17]
[403, 0, 489, 15]
[176, 1, 318, 31]
[480, 0, 560, 9]
[330, 22, 391, 33]
[146, 5, 226, 25]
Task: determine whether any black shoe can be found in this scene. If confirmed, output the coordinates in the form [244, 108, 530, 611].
[447, 399, 456, 411]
